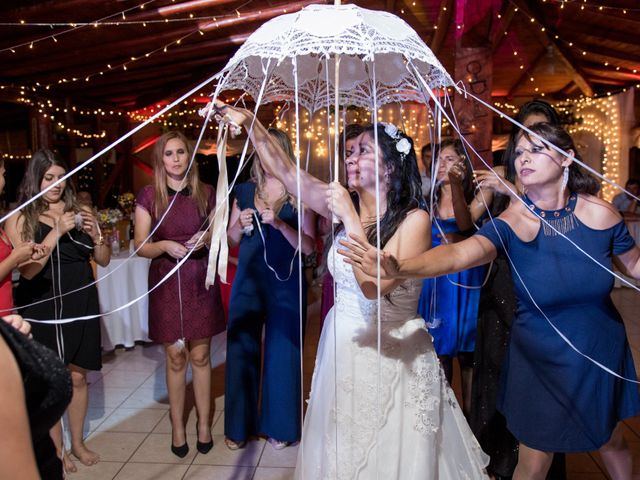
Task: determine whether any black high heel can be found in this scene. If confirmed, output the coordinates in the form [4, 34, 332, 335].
[196, 425, 213, 454]
[196, 438, 213, 454]
[171, 442, 189, 458]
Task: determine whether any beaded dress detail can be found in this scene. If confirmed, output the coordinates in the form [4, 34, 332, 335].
[523, 192, 578, 236]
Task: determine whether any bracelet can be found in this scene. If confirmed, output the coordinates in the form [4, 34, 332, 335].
[94, 235, 105, 246]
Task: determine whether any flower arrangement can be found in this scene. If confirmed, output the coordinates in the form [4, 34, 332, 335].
[97, 208, 124, 227]
[117, 192, 136, 214]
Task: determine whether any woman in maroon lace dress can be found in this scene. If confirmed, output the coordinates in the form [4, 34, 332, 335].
[135, 131, 225, 457]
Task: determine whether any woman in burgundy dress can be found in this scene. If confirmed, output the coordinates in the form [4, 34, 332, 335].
[135, 131, 225, 457]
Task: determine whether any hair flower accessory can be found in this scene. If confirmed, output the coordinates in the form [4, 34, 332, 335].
[381, 122, 411, 161]
[396, 138, 411, 156]
[384, 122, 399, 139]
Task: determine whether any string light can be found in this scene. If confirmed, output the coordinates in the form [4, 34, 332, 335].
[497, 0, 640, 91]
[0, 0, 157, 54]
[1, 9, 250, 92]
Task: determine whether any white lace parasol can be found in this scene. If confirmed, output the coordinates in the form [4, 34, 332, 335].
[213, 3, 454, 111]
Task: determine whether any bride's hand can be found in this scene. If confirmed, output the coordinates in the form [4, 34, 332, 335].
[337, 233, 401, 279]
[326, 182, 355, 223]
[212, 100, 253, 127]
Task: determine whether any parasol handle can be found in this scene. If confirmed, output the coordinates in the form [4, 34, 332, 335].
[332, 0, 341, 224]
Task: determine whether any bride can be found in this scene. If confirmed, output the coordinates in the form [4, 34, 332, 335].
[214, 102, 488, 479]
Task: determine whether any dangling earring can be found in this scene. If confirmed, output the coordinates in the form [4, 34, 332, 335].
[561, 166, 569, 192]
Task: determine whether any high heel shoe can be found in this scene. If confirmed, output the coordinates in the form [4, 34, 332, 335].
[196, 425, 213, 454]
[196, 438, 213, 454]
[171, 442, 189, 458]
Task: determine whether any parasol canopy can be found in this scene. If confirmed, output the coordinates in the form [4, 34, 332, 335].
[213, 3, 455, 112]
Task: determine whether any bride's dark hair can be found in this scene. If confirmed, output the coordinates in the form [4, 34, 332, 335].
[353, 124, 425, 249]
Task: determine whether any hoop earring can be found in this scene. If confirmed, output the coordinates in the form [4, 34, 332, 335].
[561, 166, 569, 192]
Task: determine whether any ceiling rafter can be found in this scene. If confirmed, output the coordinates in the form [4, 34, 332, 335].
[506, 47, 547, 98]
[490, 1, 516, 53]
[430, 0, 454, 56]
[511, 0, 594, 97]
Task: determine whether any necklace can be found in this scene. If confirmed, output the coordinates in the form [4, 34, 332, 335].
[523, 192, 578, 236]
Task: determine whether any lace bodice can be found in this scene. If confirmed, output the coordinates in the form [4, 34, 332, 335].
[328, 232, 423, 323]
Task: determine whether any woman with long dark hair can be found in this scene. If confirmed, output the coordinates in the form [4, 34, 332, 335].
[418, 138, 489, 416]
[213, 101, 489, 478]
[471, 99, 567, 479]
[135, 131, 225, 458]
[342, 123, 636, 480]
[6, 149, 110, 473]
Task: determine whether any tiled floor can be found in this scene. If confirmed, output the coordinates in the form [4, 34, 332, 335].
[67, 287, 640, 480]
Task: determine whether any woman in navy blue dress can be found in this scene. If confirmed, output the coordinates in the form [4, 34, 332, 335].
[225, 128, 315, 450]
[341, 122, 640, 479]
[417, 139, 488, 415]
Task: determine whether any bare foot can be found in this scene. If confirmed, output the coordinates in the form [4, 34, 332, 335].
[71, 443, 100, 466]
[63, 451, 77, 473]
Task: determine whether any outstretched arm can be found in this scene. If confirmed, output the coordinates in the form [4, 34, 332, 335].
[340, 232, 497, 281]
[214, 101, 331, 218]
[328, 181, 432, 298]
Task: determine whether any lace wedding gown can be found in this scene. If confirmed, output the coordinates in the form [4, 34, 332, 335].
[295, 233, 489, 479]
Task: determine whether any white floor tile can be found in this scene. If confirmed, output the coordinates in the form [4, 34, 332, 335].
[85, 431, 147, 462]
[253, 467, 296, 480]
[183, 465, 254, 480]
[114, 462, 189, 480]
[97, 407, 167, 433]
[191, 435, 265, 466]
[129, 433, 198, 464]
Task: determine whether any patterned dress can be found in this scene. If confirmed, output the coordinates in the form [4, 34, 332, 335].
[295, 231, 489, 479]
[136, 184, 225, 343]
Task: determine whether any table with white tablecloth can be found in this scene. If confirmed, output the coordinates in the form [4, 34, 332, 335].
[615, 219, 640, 288]
[97, 251, 151, 350]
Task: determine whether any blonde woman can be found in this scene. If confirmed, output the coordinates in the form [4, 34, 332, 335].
[135, 131, 225, 457]
[225, 128, 315, 450]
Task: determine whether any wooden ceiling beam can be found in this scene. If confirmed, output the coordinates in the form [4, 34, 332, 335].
[9, 32, 247, 80]
[199, 0, 326, 32]
[490, 1, 516, 53]
[123, 0, 242, 22]
[78, 73, 197, 98]
[506, 47, 547, 98]
[511, 0, 594, 97]
[430, 0, 454, 56]
[71, 55, 230, 90]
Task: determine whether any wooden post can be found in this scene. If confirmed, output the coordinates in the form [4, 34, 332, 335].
[453, 0, 497, 168]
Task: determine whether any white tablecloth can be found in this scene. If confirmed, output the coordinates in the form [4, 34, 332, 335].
[615, 220, 640, 288]
[97, 251, 151, 350]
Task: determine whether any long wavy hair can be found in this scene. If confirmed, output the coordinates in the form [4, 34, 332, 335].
[152, 131, 208, 218]
[17, 149, 79, 242]
[513, 123, 600, 195]
[251, 128, 297, 214]
[430, 138, 475, 211]
[355, 124, 425, 249]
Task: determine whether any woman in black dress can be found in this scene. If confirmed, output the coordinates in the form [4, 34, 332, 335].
[6, 149, 111, 473]
[0, 314, 72, 480]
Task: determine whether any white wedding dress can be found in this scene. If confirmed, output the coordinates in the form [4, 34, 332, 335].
[295, 233, 489, 479]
